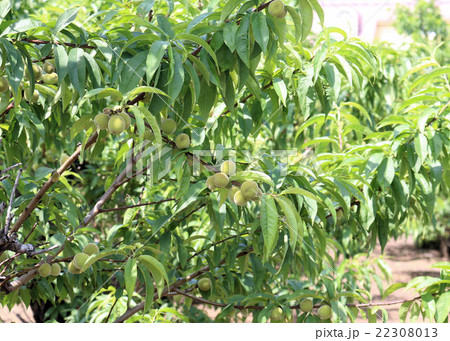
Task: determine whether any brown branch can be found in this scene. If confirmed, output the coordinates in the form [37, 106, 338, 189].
[18, 39, 95, 49]
[0, 102, 14, 119]
[8, 132, 98, 236]
[98, 199, 176, 213]
[0, 163, 21, 175]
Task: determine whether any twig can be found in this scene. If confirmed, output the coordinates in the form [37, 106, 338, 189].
[0, 163, 22, 175]
[18, 39, 95, 49]
[98, 199, 176, 213]
[105, 298, 119, 323]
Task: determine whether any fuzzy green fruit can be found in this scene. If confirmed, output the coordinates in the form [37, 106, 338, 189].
[206, 176, 217, 191]
[83, 243, 99, 256]
[27, 64, 42, 81]
[233, 190, 248, 206]
[39, 263, 51, 277]
[43, 61, 55, 73]
[270, 307, 284, 322]
[212, 172, 229, 188]
[277, 9, 287, 18]
[300, 298, 313, 313]
[50, 171, 60, 182]
[42, 72, 58, 85]
[198, 278, 211, 291]
[60, 153, 70, 166]
[221, 160, 236, 175]
[108, 114, 126, 135]
[143, 128, 155, 141]
[0, 77, 9, 93]
[94, 113, 110, 130]
[51, 263, 61, 276]
[228, 186, 240, 203]
[317, 305, 332, 320]
[175, 133, 190, 149]
[268, 0, 285, 17]
[241, 180, 259, 199]
[24, 88, 39, 103]
[68, 261, 81, 274]
[161, 118, 177, 135]
[73, 253, 89, 270]
[118, 112, 131, 129]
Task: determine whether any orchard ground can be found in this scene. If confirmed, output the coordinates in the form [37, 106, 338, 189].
[1, 236, 441, 323]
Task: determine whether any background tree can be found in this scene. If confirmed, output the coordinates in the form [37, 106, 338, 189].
[0, 0, 448, 323]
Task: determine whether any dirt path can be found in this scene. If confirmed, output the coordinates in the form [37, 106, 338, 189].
[357, 235, 444, 323]
[0, 236, 444, 323]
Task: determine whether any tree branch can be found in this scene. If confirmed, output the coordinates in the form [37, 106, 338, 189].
[18, 39, 95, 49]
[98, 199, 176, 213]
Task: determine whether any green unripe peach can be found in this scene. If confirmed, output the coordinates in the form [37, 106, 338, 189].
[83, 243, 99, 256]
[46, 150, 55, 162]
[241, 180, 259, 199]
[68, 261, 81, 274]
[161, 118, 177, 135]
[221, 160, 236, 176]
[51, 263, 61, 276]
[27, 64, 42, 81]
[143, 128, 155, 141]
[212, 172, 229, 188]
[268, 0, 285, 17]
[60, 153, 70, 166]
[233, 190, 248, 206]
[228, 186, 240, 203]
[94, 113, 110, 130]
[38, 263, 51, 277]
[317, 305, 332, 320]
[50, 171, 60, 182]
[118, 112, 131, 129]
[108, 114, 126, 135]
[24, 88, 39, 103]
[198, 278, 211, 291]
[42, 72, 58, 85]
[300, 298, 313, 313]
[270, 307, 284, 322]
[0, 77, 9, 93]
[43, 61, 55, 73]
[175, 133, 190, 149]
[206, 176, 217, 191]
[73, 253, 89, 270]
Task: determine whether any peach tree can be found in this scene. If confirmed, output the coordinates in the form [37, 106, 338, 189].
[0, 0, 449, 322]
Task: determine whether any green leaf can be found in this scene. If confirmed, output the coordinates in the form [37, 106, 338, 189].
[220, 0, 242, 22]
[54, 44, 68, 83]
[307, 0, 324, 24]
[261, 195, 278, 262]
[124, 258, 137, 302]
[435, 292, 450, 323]
[68, 48, 86, 95]
[86, 87, 123, 101]
[80, 250, 123, 272]
[399, 300, 413, 322]
[175, 33, 218, 67]
[377, 158, 395, 188]
[280, 187, 321, 202]
[137, 264, 154, 313]
[275, 196, 303, 251]
[273, 78, 287, 106]
[230, 171, 274, 187]
[382, 282, 407, 299]
[299, 0, 313, 41]
[119, 51, 146, 94]
[146, 40, 169, 83]
[235, 15, 250, 68]
[285, 6, 302, 42]
[251, 12, 269, 53]
[128, 106, 162, 147]
[0, 38, 24, 94]
[125, 86, 169, 102]
[53, 8, 79, 34]
[414, 133, 428, 166]
[137, 255, 169, 298]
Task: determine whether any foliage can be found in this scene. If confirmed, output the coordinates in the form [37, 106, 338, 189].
[0, 0, 448, 323]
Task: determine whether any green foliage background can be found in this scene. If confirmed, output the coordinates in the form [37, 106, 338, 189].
[0, 0, 448, 323]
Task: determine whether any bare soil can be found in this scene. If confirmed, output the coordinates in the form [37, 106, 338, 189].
[0, 236, 444, 323]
